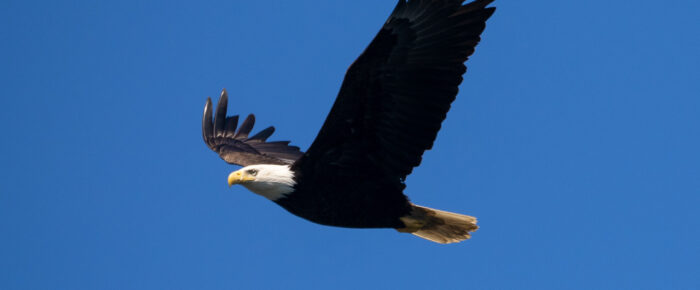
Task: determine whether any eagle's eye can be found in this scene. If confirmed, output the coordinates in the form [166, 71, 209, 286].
[247, 169, 258, 176]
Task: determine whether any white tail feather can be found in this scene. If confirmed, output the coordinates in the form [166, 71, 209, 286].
[398, 204, 478, 244]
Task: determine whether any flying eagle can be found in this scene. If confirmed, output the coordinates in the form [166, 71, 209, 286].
[203, 0, 495, 244]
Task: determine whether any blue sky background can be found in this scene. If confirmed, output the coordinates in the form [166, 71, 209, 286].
[2, 0, 699, 289]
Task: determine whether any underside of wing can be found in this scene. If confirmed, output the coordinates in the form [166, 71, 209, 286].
[301, 0, 496, 180]
[202, 90, 303, 167]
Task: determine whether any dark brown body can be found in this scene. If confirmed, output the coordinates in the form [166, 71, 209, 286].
[276, 163, 411, 228]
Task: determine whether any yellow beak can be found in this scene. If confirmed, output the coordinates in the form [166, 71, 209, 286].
[228, 170, 256, 186]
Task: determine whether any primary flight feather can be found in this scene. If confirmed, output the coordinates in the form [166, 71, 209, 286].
[203, 0, 496, 244]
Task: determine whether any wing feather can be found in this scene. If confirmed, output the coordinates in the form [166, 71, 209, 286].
[202, 90, 303, 167]
[235, 115, 255, 139]
[298, 0, 495, 180]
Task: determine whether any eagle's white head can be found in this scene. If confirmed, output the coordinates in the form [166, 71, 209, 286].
[227, 164, 296, 200]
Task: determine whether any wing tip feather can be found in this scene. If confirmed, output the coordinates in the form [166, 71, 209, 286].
[202, 97, 214, 146]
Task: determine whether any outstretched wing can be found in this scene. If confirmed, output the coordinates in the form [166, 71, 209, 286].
[202, 89, 303, 167]
[298, 0, 495, 180]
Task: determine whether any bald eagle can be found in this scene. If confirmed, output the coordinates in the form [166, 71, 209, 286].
[203, 0, 495, 244]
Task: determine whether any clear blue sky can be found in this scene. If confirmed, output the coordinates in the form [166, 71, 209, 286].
[2, 1, 699, 289]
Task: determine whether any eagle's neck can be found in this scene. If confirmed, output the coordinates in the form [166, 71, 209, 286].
[241, 165, 296, 201]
